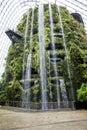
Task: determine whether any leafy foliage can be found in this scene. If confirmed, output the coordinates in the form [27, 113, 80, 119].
[6, 79, 23, 102]
[77, 83, 87, 102]
[0, 4, 87, 105]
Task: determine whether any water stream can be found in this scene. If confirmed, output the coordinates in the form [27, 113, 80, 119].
[22, 11, 30, 108]
[38, 1, 48, 110]
[22, 3, 74, 110]
[49, 2, 60, 109]
[48, 51, 53, 103]
[57, 5, 75, 105]
[22, 9, 34, 108]
[59, 79, 69, 107]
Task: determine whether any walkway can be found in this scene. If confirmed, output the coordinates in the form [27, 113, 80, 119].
[0, 108, 87, 130]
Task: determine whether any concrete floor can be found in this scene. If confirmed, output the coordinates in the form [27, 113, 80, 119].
[0, 108, 87, 130]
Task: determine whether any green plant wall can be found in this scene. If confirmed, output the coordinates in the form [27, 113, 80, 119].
[0, 4, 87, 104]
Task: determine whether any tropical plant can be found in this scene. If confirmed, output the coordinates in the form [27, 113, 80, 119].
[77, 83, 87, 102]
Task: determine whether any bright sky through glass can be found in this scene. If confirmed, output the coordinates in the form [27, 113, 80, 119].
[0, 0, 87, 78]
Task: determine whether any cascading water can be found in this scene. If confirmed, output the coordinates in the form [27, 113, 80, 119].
[21, 3, 75, 110]
[48, 51, 53, 109]
[23, 53, 31, 108]
[38, 1, 48, 110]
[49, 2, 60, 109]
[22, 9, 34, 108]
[48, 51, 53, 103]
[59, 79, 69, 108]
[34, 80, 38, 102]
[30, 8, 34, 51]
[57, 5, 75, 106]
[22, 11, 30, 108]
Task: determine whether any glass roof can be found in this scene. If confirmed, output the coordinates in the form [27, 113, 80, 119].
[0, 0, 87, 78]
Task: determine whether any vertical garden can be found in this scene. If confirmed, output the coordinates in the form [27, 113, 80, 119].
[0, 4, 87, 109]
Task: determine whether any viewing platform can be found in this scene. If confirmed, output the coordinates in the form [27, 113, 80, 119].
[5, 29, 22, 43]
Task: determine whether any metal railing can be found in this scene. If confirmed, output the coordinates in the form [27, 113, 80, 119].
[0, 100, 75, 110]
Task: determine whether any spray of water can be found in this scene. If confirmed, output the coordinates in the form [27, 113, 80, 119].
[22, 11, 30, 80]
[57, 5, 75, 106]
[49, 2, 60, 109]
[38, 1, 48, 110]
[48, 51, 53, 103]
[24, 53, 32, 108]
[22, 8, 34, 108]
[22, 3, 74, 110]
[22, 10, 30, 108]
[60, 79, 69, 107]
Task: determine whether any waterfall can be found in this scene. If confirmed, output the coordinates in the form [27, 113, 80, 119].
[49, 3, 60, 109]
[34, 80, 38, 102]
[22, 10, 30, 108]
[22, 11, 29, 80]
[23, 53, 32, 108]
[21, 3, 75, 110]
[57, 5, 75, 105]
[22, 8, 34, 108]
[59, 79, 69, 108]
[48, 51, 53, 103]
[38, 1, 48, 110]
